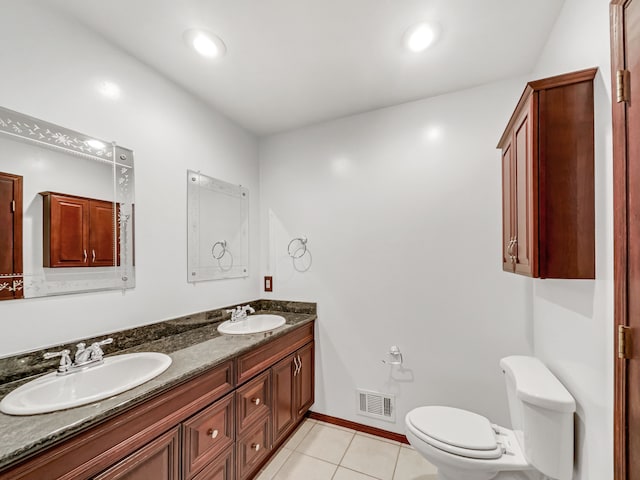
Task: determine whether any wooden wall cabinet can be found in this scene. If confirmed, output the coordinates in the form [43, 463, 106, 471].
[497, 68, 597, 279]
[41, 192, 118, 268]
[0, 321, 315, 480]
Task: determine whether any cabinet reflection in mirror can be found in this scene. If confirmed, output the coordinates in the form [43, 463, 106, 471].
[187, 170, 249, 282]
[0, 105, 135, 300]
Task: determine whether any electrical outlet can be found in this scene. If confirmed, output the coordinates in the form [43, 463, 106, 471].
[264, 276, 273, 292]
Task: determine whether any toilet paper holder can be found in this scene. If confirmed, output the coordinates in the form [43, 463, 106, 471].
[382, 346, 403, 365]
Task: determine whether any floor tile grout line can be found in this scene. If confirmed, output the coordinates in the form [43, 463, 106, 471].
[337, 433, 398, 480]
[334, 465, 382, 480]
[390, 441, 402, 480]
[315, 420, 357, 435]
[270, 420, 315, 480]
[264, 446, 294, 480]
[336, 430, 357, 466]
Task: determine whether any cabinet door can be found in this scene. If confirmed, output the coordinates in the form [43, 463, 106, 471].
[512, 99, 537, 277]
[272, 354, 296, 445]
[89, 200, 117, 267]
[295, 342, 314, 417]
[0, 172, 23, 300]
[237, 416, 270, 480]
[93, 427, 180, 480]
[183, 392, 234, 480]
[501, 141, 515, 272]
[46, 194, 90, 267]
[191, 446, 234, 480]
[236, 370, 271, 436]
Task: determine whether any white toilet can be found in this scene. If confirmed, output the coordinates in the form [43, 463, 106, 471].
[405, 356, 576, 480]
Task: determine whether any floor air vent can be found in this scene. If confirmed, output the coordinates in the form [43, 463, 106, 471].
[357, 389, 395, 422]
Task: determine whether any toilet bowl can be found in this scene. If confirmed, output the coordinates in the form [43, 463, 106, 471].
[405, 406, 536, 480]
[405, 356, 576, 480]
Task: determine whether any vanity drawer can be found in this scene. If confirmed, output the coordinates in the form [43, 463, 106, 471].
[182, 393, 235, 480]
[191, 445, 234, 480]
[236, 322, 314, 385]
[235, 370, 271, 436]
[236, 416, 271, 480]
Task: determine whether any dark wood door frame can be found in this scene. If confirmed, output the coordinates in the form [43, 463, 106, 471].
[611, 1, 637, 478]
[0, 171, 23, 300]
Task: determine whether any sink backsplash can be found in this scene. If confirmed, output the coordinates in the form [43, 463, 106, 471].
[0, 300, 316, 389]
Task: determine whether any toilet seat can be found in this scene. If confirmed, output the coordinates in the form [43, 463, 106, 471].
[406, 406, 504, 460]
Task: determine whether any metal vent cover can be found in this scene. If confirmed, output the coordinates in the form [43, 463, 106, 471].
[357, 389, 395, 422]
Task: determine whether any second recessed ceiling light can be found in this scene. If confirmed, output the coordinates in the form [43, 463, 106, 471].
[184, 29, 226, 58]
[404, 22, 437, 53]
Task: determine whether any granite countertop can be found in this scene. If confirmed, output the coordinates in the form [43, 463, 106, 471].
[0, 301, 316, 471]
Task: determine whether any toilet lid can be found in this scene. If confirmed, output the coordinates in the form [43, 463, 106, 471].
[407, 406, 501, 459]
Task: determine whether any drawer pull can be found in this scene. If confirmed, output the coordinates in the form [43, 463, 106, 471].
[251, 397, 261, 405]
[207, 428, 219, 439]
[251, 443, 260, 451]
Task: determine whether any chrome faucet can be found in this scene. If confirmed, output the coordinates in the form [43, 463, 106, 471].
[226, 304, 255, 322]
[43, 349, 72, 375]
[44, 338, 113, 376]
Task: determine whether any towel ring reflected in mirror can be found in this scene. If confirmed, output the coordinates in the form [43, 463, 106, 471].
[288, 236, 312, 272]
[212, 240, 234, 272]
[211, 240, 228, 260]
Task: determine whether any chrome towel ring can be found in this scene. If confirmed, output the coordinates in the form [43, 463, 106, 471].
[287, 236, 308, 259]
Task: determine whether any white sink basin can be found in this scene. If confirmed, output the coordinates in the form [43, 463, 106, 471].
[218, 314, 286, 335]
[0, 352, 172, 416]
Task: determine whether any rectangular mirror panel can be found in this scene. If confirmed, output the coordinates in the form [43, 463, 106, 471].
[0, 106, 135, 299]
[187, 170, 248, 282]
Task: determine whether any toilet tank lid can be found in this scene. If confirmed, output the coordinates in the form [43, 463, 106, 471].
[500, 356, 576, 413]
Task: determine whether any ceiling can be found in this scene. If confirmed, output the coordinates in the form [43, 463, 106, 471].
[42, 0, 565, 135]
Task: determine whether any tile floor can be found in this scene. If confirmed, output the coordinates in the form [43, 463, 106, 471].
[255, 419, 439, 480]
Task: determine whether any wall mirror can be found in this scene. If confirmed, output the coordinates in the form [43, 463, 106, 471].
[187, 170, 248, 282]
[0, 106, 135, 300]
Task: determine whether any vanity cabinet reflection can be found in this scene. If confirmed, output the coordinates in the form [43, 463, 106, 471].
[41, 192, 119, 268]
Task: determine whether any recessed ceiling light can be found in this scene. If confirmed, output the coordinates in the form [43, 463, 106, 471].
[184, 29, 226, 59]
[404, 22, 437, 53]
[97, 80, 121, 99]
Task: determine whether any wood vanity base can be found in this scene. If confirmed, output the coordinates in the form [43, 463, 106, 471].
[0, 321, 315, 480]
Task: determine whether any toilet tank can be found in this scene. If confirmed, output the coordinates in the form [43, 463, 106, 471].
[500, 356, 576, 480]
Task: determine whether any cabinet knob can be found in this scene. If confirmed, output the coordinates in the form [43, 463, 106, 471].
[207, 428, 219, 439]
[251, 397, 261, 405]
[251, 443, 260, 451]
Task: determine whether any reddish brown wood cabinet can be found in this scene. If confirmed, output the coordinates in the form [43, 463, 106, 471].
[272, 342, 314, 446]
[0, 321, 315, 480]
[497, 68, 597, 279]
[93, 427, 181, 480]
[182, 393, 235, 480]
[41, 192, 117, 268]
[0, 172, 23, 300]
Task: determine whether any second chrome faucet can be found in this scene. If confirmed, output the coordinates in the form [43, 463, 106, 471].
[226, 304, 255, 322]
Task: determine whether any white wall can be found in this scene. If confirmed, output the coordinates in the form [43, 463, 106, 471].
[530, 0, 613, 478]
[0, 2, 261, 357]
[259, 78, 534, 432]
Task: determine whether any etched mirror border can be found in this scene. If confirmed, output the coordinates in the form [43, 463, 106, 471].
[0, 105, 135, 297]
[187, 170, 249, 282]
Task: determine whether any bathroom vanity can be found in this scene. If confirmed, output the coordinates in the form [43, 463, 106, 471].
[0, 302, 315, 480]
